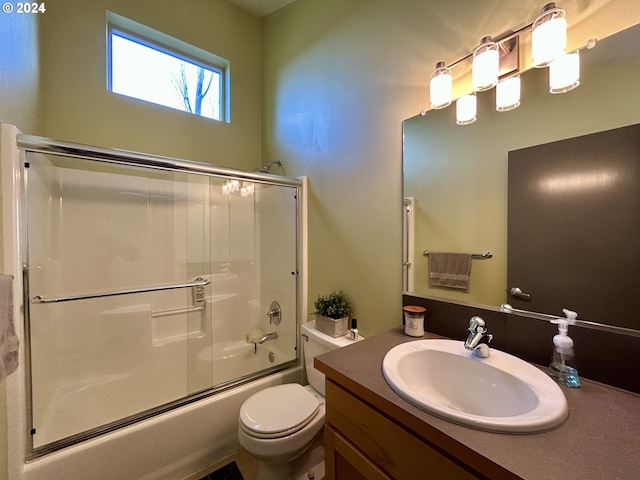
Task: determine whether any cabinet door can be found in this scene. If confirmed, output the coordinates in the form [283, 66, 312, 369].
[325, 381, 481, 480]
[325, 424, 391, 480]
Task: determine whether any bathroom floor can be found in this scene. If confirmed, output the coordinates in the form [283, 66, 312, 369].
[185, 449, 259, 480]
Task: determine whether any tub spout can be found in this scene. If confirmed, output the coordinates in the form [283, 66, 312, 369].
[256, 332, 278, 344]
[254, 332, 278, 353]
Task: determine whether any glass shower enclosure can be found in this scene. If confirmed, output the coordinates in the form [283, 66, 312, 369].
[21, 140, 302, 455]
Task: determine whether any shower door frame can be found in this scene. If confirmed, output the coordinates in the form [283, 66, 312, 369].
[11, 132, 307, 459]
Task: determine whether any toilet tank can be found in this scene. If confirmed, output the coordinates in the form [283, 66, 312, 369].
[301, 320, 358, 396]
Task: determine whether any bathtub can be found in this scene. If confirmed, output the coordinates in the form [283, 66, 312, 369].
[20, 364, 302, 480]
[198, 339, 286, 386]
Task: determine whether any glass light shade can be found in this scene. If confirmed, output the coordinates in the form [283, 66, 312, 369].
[430, 61, 452, 109]
[496, 76, 521, 111]
[456, 94, 477, 125]
[472, 37, 499, 91]
[532, 3, 567, 67]
[549, 50, 580, 93]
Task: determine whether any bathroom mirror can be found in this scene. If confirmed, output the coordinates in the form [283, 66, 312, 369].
[403, 23, 640, 331]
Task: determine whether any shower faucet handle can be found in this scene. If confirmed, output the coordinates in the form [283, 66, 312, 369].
[267, 301, 281, 325]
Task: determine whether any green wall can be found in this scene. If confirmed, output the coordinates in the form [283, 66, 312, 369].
[261, 0, 640, 336]
[38, 0, 262, 168]
[0, 11, 40, 480]
[0, 9, 40, 133]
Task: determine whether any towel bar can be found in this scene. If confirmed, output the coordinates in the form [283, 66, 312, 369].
[423, 250, 492, 259]
[31, 278, 210, 304]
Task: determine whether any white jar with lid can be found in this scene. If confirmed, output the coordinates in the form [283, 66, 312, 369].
[403, 305, 426, 337]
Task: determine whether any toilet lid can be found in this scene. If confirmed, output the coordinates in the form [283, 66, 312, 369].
[240, 384, 320, 438]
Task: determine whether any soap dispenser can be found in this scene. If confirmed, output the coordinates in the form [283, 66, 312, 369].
[549, 309, 581, 388]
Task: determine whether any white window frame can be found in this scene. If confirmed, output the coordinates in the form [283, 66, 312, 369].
[106, 11, 230, 122]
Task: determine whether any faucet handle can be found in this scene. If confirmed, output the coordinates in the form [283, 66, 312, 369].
[266, 301, 281, 325]
[468, 316, 486, 333]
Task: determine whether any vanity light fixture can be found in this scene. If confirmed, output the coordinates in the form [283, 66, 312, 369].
[472, 36, 500, 91]
[532, 3, 567, 68]
[425, 3, 595, 125]
[430, 61, 452, 109]
[549, 50, 580, 93]
[496, 75, 521, 111]
[456, 94, 477, 125]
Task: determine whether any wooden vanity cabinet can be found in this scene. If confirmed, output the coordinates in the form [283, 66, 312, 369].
[324, 380, 485, 480]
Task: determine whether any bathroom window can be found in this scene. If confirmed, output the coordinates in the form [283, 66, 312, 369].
[107, 13, 229, 122]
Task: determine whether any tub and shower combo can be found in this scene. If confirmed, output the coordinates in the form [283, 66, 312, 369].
[1, 124, 308, 479]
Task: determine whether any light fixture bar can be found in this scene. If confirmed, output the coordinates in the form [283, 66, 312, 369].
[441, 22, 532, 71]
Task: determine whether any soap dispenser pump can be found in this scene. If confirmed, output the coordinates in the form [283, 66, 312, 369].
[549, 309, 581, 388]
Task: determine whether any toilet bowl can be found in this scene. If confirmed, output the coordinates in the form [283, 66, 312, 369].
[238, 383, 325, 463]
[237, 320, 358, 480]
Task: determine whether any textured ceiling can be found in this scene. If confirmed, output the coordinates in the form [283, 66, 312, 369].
[227, 0, 296, 17]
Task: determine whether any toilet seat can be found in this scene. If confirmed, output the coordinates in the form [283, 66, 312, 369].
[239, 384, 320, 439]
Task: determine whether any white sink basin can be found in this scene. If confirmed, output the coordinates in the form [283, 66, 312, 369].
[382, 339, 568, 433]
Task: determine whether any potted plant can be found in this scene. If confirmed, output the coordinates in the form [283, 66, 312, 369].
[313, 290, 352, 337]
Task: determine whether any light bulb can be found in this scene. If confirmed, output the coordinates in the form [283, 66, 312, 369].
[496, 76, 521, 111]
[549, 50, 580, 93]
[472, 37, 499, 91]
[430, 61, 452, 109]
[532, 3, 567, 67]
[456, 94, 477, 125]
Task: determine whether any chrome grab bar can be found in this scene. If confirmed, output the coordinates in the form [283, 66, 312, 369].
[151, 305, 206, 318]
[31, 278, 210, 304]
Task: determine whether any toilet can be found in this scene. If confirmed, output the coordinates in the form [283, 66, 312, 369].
[238, 320, 357, 480]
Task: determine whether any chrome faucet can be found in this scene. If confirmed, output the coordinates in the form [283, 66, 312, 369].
[464, 316, 493, 358]
[254, 331, 278, 353]
[256, 332, 278, 344]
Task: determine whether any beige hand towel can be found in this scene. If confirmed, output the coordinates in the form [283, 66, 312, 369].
[0, 274, 18, 381]
[428, 252, 472, 290]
